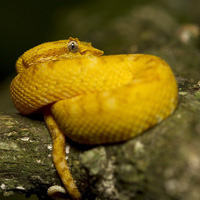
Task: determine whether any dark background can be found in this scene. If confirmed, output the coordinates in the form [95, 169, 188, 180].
[0, 0, 200, 199]
[1, 0, 200, 82]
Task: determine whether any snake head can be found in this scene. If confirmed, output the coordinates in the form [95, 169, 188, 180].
[15, 37, 104, 74]
[67, 37, 104, 57]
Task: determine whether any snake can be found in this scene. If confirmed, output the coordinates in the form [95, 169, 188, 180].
[10, 37, 178, 200]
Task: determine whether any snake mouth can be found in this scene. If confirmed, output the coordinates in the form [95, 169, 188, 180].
[80, 47, 104, 57]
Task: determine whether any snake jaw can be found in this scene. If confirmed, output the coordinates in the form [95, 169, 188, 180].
[79, 47, 104, 57]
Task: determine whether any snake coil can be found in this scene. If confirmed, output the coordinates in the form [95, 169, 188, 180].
[10, 37, 178, 199]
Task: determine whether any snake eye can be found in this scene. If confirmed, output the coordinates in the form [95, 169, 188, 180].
[67, 40, 79, 53]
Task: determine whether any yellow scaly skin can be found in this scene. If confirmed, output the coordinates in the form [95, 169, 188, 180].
[10, 37, 178, 200]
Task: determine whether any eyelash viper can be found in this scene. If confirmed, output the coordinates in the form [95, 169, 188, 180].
[10, 37, 178, 200]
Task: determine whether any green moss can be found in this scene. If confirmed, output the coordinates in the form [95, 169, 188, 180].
[195, 91, 200, 99]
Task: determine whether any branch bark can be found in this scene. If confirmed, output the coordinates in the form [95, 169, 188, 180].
[0, 76, 200, 200]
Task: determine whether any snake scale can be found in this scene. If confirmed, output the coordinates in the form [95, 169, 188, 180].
[10, 37, 178, 200]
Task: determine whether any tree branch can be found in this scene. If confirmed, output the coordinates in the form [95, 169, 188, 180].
[0, 76, 200, 200]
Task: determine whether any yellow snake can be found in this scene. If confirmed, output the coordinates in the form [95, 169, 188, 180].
[10, 37, 178, 200]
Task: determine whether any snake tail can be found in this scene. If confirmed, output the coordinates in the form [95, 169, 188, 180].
[44, 108, 81, 200]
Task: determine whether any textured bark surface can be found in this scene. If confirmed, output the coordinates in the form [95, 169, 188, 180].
[0, 76, 200, 200]
[0, 114, 59, 199]
[0, 113, 87, 200]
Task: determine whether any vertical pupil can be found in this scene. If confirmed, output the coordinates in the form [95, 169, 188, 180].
[68, 41, 78, 52]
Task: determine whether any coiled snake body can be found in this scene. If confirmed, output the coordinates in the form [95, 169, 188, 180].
[10, 37, 178, 199]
